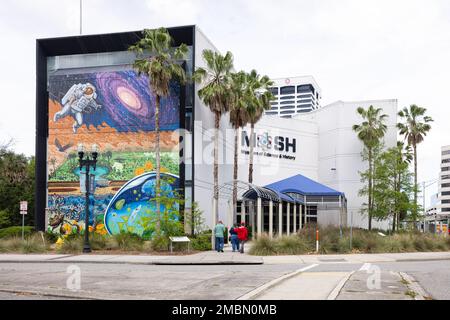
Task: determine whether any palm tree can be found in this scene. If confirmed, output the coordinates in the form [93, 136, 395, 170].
[397, 104, 433, 221]
[246, 70, 274, 184]
[129, 28, 188, 233]
[352, 106, 388, 230]
[393, 141, 413, 231]
[193, 50, 234, 225]
[229, 71, 250, 217]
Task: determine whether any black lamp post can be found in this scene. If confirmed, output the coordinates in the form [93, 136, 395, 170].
[78, 143, 98, 253]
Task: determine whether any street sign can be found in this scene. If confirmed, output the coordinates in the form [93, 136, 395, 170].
[20, 210, 27, 215]
[20, 201, 27, 211]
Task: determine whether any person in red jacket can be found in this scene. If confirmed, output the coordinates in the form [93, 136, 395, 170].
[236, 222, 249, 254]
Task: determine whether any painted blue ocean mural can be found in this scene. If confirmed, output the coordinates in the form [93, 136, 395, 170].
[104, 172, 180, 237]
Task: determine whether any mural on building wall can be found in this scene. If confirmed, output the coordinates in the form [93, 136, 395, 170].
[47, 69, 181, 237]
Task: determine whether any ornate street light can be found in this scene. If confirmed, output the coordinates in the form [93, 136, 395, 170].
[78, 143, 98, 253]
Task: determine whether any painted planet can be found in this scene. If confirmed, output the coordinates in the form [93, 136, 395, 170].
[104, 172, 180, 237]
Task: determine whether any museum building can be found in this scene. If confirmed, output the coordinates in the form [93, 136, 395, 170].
[35, 26, 398, 236]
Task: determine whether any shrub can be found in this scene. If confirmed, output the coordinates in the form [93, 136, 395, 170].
[0, 237, 22, 252]
[113, 232, 144, 251]
[0, 226, 34, 239]
[276, 236, 309, 255]
[56, 235, 83, 254]
[191, 234, 212, 251]
[89, 233, 109, 250]
[44, 231, 59, 244]
[21, 234, 48, 253]
[249, 234, 278, 256]
[151, 234, 170, 251]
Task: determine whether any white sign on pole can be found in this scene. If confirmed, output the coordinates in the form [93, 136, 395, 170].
[20, 201, 28, 211]
[20, 211, 27, 215]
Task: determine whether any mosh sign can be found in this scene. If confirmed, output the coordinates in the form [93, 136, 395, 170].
[241, 131, 297, 153]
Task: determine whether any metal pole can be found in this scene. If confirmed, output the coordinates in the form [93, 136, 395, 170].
[422, 181, 426, 233]
[22, 213, 25, 241]
[80, 0, 83, 35]
[350, 210, 353, 251]
[83, 161, 91, 253]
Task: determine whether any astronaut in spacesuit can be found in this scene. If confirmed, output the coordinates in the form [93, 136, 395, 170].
[53, 83, 101, 133]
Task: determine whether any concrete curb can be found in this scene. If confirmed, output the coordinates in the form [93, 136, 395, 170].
[0, 258, 263, 266]
[236, 264, 318, 300]
[399, 272, 431, 300]
[326, 271, 355, 300]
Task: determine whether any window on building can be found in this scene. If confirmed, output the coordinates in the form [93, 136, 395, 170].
[442, 175, 450, 180]
[269, 87, 278, 96]
[442, 208, 450, 212]
[297, 109, 311, 113]
[297, 99, 312, 104]
[280, 95, 295, 100]
[280, 110, 294, 115]
[280, 100, 295, 105]
[280, 105, 295, 110]
[442, 167, 450, 172]
[442, 191, 450, 196]
[442, 183, 450, 188]
[441, 200, 450, 204]
[297, 84, 314, 94]
[442, 159, 450, 164]
[442, 150, 450, 156]
[280, 86, 295, 95]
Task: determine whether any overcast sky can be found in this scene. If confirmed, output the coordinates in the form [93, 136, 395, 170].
[1, 0, 449, 204]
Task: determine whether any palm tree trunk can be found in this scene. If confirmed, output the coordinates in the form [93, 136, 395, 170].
[248, 123, 255, 184]
[155, 94, 161, 232]
[213, 111, 220, 223]
[413, 143, 418, 222]
[368, 148, 373, 231]
[233, 128, 239, 223]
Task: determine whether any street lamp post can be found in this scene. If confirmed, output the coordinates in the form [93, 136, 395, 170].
[78, 143, 98, 253]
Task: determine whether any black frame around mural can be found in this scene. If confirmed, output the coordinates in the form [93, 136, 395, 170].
[35, 26, 195, 231]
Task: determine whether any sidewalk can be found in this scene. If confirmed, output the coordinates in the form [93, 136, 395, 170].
[262, 251, 450, 264]
[0, 244, 263, 266]
[0, 250, 449, 266]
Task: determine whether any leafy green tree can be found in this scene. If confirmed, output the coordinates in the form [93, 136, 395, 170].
[372, 142, 414, 232]
[245, 70, 274, 184]
[229, 71, 250, 215]
[0, 148, 35, 228]
[193, 50, 234, 223]
[353, 106, 388, 230]
[129, 28, 188, 233]
[397, 104, 433, 221]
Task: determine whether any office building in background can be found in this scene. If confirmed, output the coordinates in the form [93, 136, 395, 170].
[266, 76, 322, 118]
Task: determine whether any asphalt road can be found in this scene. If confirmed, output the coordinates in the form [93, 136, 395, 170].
[0, 260, 448, 300]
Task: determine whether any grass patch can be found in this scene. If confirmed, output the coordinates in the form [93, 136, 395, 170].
[248, 225, 450, 256]
[0, 226, 34, 239]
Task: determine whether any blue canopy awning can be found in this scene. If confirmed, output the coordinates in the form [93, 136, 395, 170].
[264, 174, 344, 197]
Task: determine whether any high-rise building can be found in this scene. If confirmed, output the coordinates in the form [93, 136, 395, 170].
[266, 76, 322, 118]
[438, 145, 450, 214]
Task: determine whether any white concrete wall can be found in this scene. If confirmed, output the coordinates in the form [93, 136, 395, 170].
[193, 27, 234, 229]
[295, 99, 398, 230]
[238, 116, 319, 185]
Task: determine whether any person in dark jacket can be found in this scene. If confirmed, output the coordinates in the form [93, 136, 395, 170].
[229, 223, 240, 252]
[236, 222, 249, 254]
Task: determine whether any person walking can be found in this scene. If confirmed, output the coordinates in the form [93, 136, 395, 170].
[229, 223, 240, 252]
[236, 222, 249, 254]
[214, 220, 226, 252]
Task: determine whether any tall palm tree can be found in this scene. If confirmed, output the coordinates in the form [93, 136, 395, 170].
[193, 50, 234, 225]
[129, 28, 188, 233]
[352, 106, 388, 230]
[246, 70, 274, 184]
[229, 71, 250, 217]
[397, 104, 433, 221]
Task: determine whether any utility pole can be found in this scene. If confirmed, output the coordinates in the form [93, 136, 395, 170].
[80, 0, 83, 35]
